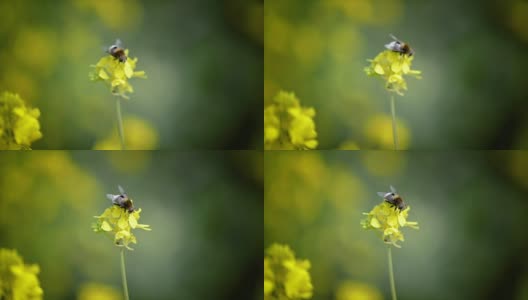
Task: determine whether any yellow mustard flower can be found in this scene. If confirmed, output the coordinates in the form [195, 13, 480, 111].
[336, 281, 383, 300]
[364, 114, 410, 149]
[0, 248, 43, 300]
[264, 91, 318, 150]
[77, 282, 122, 300]
[93, 116, 159, 150]
[0, 91, 42, 149]
[93, 187, 151, 250]
[264, 258, 275, 296]
[264, 243, 313, 300]
[361, 200, 418, 248]
[364, 50, 421, 95]
[89, 49, 146, 99]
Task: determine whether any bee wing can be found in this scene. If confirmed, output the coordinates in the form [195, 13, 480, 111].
[377, 192, 387, 197]
[115, 39, 123, 48]
[385, 41, 403, 51]
[390, 185, 397, 193]
[118, 185, 126, 195]
[389, 34, 402, 42]
[107, 194, 119, 203]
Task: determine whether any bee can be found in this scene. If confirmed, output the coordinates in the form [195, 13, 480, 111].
[107, 39, 127, 63]
[384, 34, 414, 57]
[377, 185, 407, 210]
[106, 185, 136, 213]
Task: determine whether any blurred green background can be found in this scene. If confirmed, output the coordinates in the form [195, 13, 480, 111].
[264, 0, 528, 149]
[265, 151, 528, 300]
[0, 0, 262, 149]
[0, 150, 262, 300]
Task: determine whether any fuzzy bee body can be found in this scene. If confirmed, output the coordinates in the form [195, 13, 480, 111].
[107, 39, 127, 63]
[377, 185, 407, 210]
[106, 185, 136, 213]
[385, 34, 414, 57]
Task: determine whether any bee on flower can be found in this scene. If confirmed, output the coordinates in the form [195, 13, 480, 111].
[93, 185, 151, 250]
[364, 35, 422, 95]
[89, 39, 147, 99]
[361, 185, 419, 248]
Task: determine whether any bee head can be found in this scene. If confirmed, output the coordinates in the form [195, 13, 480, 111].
[383, 192, 396, 201]
[108, 45, 118, 53]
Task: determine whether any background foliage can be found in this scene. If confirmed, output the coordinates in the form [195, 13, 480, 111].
[0, 151, 262, 300]
[265, 151, 528, 299]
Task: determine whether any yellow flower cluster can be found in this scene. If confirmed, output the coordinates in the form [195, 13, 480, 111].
[89, 49, 147, 99]
[264, 243, 313, 300]
[361, 201, 419, 248]
[0, 91, 42, 149]
[93, 205, 151, 250]
[264, 91, 318, 150]
[0, 248, 43, 300]
[364, 50, 421, 95]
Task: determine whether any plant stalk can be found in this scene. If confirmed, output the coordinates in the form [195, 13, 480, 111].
[387, 246, 397, 300]
[390, 94, 399, 150]
[116, 98, 126, 150]
[120, 249, 130, 300]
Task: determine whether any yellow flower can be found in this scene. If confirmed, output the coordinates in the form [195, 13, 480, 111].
[0, 91, 42, 149]
[264, 258, 275, 296]
[0, 248, 43, 300]
[93, 116, 159, 150]
[264, 243, 313, 300]
[283, 260, 313, 299]
[361, 201, 419, 248]
[336, 281, 383, 300]
[364, 114, 410, 149]
[264, 91, 318, 150]
[89, 49, 146, 99]
[77, 282, 122, 300]
[93, 191, 151, 250]
[364, 50, 421, 95]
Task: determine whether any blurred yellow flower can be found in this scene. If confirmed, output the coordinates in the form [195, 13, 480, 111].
[361, 201, 418, 248]
[93, 205, 151, 251]
[0, 248, 43, 300]
[264, 258, 274, 296]
[364, 114, 410, 149]
[89, 49, 146, 99]
[77, 282, 122, 300]
[264, 91, 318, 150]
[0, 91, 42, 149]
[336, 280, 383, 300]
[93, 116, 159, 150]
[264, 243, 313, 300]
[364, 50, 421, 95]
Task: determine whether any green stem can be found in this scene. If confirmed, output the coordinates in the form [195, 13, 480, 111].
[120, 249, 130, 300]
[387, 246, 397, 300]
[390, 94, 399, 150]
[116, 98, 126, 150]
